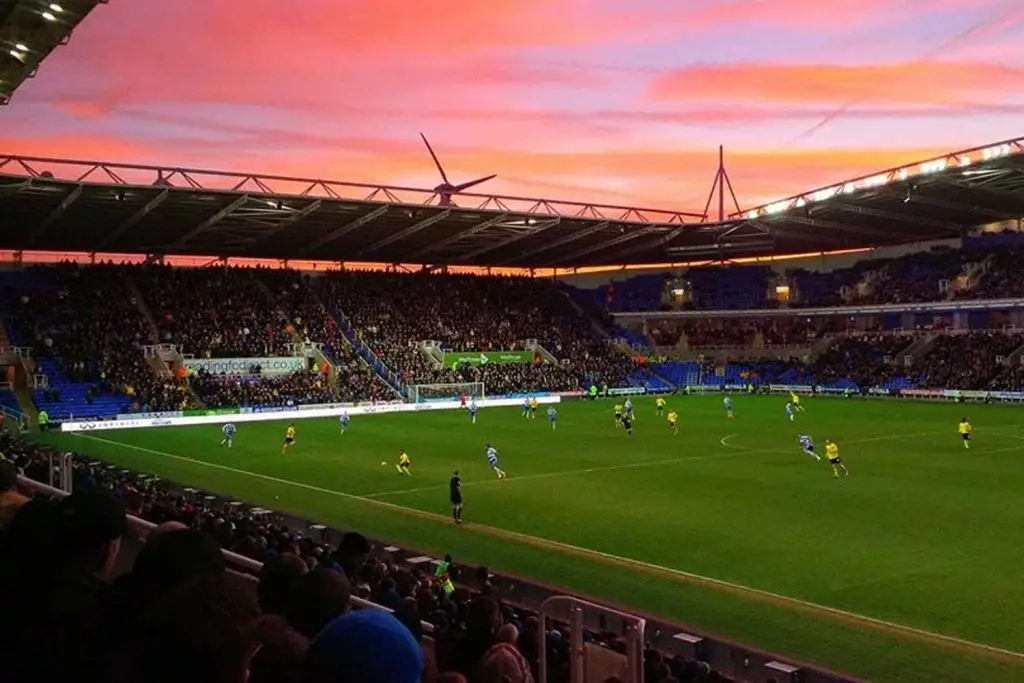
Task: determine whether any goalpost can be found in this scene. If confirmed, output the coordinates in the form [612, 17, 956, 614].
[408, 382, 486, 404]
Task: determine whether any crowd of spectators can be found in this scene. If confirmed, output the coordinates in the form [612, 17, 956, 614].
[846, 249, 970, 305]
[0, 426, 733, 683]
[189, 368, 340, 409]
[909, 331, 1024, 390]
[316, 271, 639, 390]
[1, 263, 197, 413]
[989, 361, 1024, 392]
[648, 319, 831, 349]
[723, 330, 1024, 391]
[256, 270, 394, 401]
[134, 265, 293, 358]
[589, 244, 1024, 313]
[811, 335, 916, 388]
[955, 248, 1024, 300]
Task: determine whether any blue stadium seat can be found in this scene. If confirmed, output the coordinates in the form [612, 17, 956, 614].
[32, 358, 129, 421]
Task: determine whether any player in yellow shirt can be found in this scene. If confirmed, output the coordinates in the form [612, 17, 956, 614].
[790, 391, 805, 412]
[655, 397, 666, 416]
[667, 410, 678, 435]
[614, 404, 624, 427]
[528, 398, 539, 419]
[396, 450, 411, 475]
[825, 440, 848, 478]
[281, 424, 296, 454]
[958, 418, 972, 449]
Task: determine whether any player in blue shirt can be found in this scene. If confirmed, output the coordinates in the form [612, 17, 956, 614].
[339, 412, 350, 434]
[220, 423, 236, 448]
[469, 400, 479, 424]
[521, 400, 530, 418]
[723, 396, 733, 420]
[485, 444, 507, 479]
[799, 434, 821, 461]
[785, 402, 795, 422]
[624, 399, 634, 419]
[547, 406, 557, 430]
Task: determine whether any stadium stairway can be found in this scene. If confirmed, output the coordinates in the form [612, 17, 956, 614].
[129, 281, 206, 408]
[558, 289, 675, 391]
[559, 287, 615, 340]
[250, 277, 346, 389]
[308, 289, 408, 398]
[807, 334, 838, 360]
[1003, 339, 1024, 368]
[126, 276, 161, 344]
[899, 333, 939, 368]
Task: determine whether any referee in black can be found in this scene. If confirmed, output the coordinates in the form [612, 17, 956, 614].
[450, 470, 463, 525]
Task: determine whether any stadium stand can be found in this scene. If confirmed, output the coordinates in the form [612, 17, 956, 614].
[314, 271, 648, 393]
[0, 264, 198, 420]
[0, 264, 658, 418]
[0, 427, 737, 683]
[567, 242, 1024, 315]
[135, 265, 294, 358]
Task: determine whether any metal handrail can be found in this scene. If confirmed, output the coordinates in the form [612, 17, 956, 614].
[538, 595, 645, 683]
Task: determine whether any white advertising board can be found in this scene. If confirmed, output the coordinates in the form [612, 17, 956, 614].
[61, 395, 561, 433]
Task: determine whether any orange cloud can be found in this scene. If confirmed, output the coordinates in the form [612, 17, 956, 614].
[649, 61, 1024, 107]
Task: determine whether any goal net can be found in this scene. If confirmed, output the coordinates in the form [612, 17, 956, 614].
[408, 382, 486, 404]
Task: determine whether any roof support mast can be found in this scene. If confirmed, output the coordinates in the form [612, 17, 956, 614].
[702, 145, 743, 223]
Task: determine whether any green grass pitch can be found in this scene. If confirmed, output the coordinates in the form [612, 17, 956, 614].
[42, 396, 1024, 682]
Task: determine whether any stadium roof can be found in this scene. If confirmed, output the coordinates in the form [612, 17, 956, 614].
[0, 1, 105, 105]
[0, 136, 1022, 269]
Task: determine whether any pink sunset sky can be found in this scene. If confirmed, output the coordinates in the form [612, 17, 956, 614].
[1, 0, 1022, 215]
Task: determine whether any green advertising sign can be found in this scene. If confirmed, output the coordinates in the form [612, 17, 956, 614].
[183, 407, 240, 417]
[444, 350, 534, 368]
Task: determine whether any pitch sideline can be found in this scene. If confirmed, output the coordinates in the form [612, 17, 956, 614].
[69, 430, 1024, 667]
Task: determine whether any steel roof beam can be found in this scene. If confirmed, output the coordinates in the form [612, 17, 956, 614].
[171, 195, 250, 248]
[93, 188, 170, 250]
[547, 226, 663, 266]
[767, 225, 852, 246]
[500, 221, 610, 265]
[779, 215, 886, 241]
[299, 205, 389, 256]
[828, 202, 960, 231]
[789, 212, 910, 239]
[894, 186, 1016, 219]
[606, 223, 697, 262]
[29, 183, 82, 245]
[356, 209, 452, 258]
[248, 199, 323, 246]
[459, 218, 561, 261]
[409, 214, 509, 260]
[939, 178, 1024, 206]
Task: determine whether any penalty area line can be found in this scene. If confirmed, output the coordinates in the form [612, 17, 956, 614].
[68, 431, 1024, 666]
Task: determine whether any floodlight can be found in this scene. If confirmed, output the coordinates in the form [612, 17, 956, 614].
[49, 4, 64, 12]
[14, 44, 27, 52]
[8, 50, 25, 63]
[42, 12, 56, 21]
